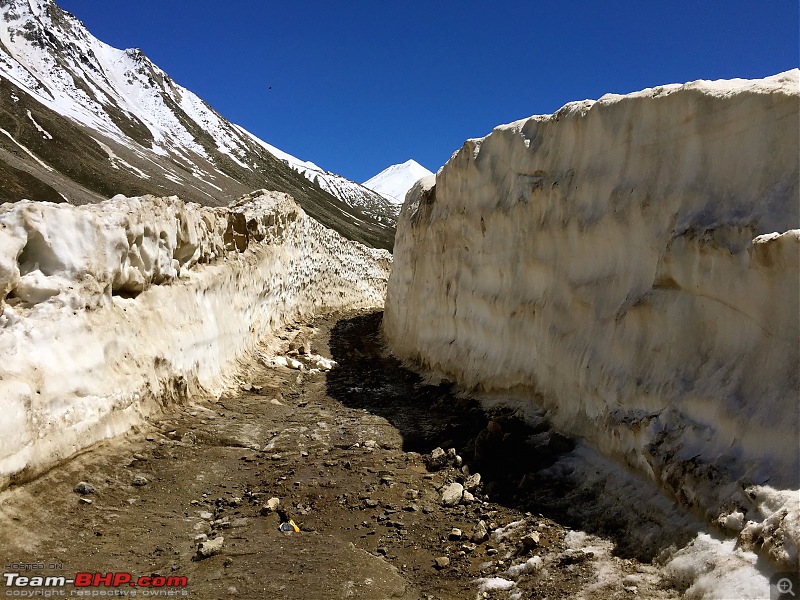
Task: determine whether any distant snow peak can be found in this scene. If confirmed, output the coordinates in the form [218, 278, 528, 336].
[363, 159, 433, 205]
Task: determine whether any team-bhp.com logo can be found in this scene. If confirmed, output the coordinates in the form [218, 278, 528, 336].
[4, 572, 189, 596]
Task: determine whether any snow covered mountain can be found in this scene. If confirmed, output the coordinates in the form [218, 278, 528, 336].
[0, 0, 395, 249]
[248, 135, 399, 223]
[363, 159, 433, 205]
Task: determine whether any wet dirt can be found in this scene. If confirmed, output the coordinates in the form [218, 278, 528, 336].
[0, 309, 681, 599]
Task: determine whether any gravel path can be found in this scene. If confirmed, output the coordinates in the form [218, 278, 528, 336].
[0, 309, 682, 599]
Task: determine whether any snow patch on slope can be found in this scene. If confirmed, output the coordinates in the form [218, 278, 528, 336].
[0, 191, 391, 489]
[384, 71, 799, 588]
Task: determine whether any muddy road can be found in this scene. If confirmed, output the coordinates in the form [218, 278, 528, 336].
[0, 310, 685, 599]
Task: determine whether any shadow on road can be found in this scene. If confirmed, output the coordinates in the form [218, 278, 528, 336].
[326, 310, 700, 562]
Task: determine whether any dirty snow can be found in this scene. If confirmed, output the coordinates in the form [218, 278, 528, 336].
[0, 190, 390, 490]
[385, 71, 799, 594]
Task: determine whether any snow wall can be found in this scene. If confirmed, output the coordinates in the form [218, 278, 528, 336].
[0, 191, 391, 490]
[384, 71, 799, 570]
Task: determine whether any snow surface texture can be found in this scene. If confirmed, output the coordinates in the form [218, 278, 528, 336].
[363, 159, 434, 205]
[385, 72, 799, 576]
[0, 191, 391, 490]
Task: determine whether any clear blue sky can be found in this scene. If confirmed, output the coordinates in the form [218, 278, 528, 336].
[57, 0, 798, 183]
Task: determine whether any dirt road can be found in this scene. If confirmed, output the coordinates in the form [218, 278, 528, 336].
[0, 310, 680, 599]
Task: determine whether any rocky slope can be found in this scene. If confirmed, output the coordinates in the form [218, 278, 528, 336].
[0, 191, 391, 490]
[384, 71, 799, 572]
[0, 0, 395, 249]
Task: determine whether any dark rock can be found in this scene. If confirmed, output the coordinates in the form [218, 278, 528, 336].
[425, 447, 447, 471]
[73, 482, 95, 495]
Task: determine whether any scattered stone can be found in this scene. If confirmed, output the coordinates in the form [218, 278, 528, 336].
[199, 511, 213, 520]
[463, 491, 475, 503]
[132, 475, 149, 487]
[194, 534, 208, 543]
[448, 528, 462, 541]
[181, 431, 197, 445]
[403, 489, 420, 501]
[447, 448, 457, 459]
[195, 536, 224, 560]
[434, 556, 450, 569]
[231, 518, 249, 528]
[145, 435, 156, 442]
[441, 482, 464, 507]
[520, 532, 540, 549]
[260, 497, 280, 514]
[364, 498, 379, 508]
[403, 504, 418, 512]
[133, 453, 147, 461]
[73, 482, 95, 495]
[453, 455, 463, 468]
[472, 520, 489, 543]
[79, 498, 93, 505]
[422, 505, 435, 514]
[363, 440, 378, 449]
[426, 447, 448, 471]
[465, 473, 482, 491]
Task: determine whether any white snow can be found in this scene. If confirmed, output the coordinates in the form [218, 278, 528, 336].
[92, 137, 151, 179]
[26, 110, 52, 139]
[664, 534, 767, 600]
[0, 190, 391, 490]
[362, 159, 433, 205]
[384, 70, 799, 590]
[475, 577, 515, 593]
[0, 127, 53, 171]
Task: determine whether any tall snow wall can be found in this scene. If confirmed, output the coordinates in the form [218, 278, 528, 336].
[384, 71, 799, 568]
[0, 191, 390, 490]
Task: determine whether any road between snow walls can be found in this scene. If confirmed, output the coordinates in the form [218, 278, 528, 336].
[0, 190, 391, 491]
[384, 71, 800, 591]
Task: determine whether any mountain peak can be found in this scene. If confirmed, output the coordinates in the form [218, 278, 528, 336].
[363, 160, 433, 205]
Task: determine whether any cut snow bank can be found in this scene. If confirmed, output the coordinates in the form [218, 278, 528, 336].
[385, 71, 799, 576]
[0, 191, 390, 489]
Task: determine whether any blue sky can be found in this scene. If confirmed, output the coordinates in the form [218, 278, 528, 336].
[57, 0, 798, 183]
